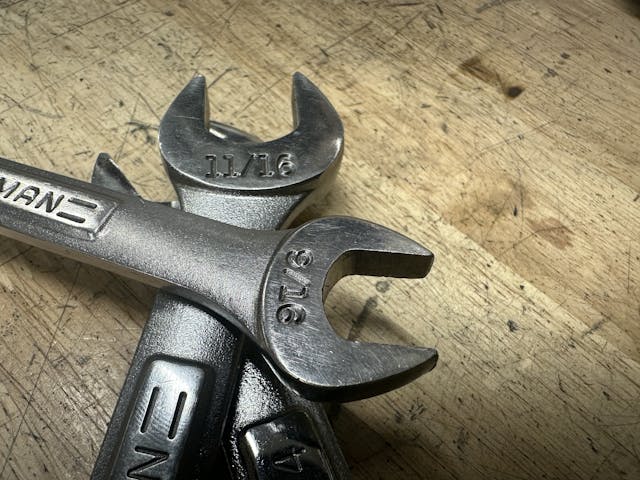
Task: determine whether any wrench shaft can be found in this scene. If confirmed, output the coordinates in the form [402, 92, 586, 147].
[92, 292, 245, 479]
[0, 156, 276, 336]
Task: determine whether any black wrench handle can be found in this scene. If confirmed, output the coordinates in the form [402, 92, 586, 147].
[90, 292, 243, 479]
[90, 292, 349, 479]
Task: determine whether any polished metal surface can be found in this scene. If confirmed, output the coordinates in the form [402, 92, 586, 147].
[159, 74, 343, 230]
[159, 73, 343, 192]
[241, 411, 333, 479]
[108, 358, 210, 479]
[160, 78, 349, 478]
[0, 155, 436, 400]
[226, 348, 349, 480]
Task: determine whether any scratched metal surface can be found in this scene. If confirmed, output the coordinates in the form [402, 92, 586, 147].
[0, 1, 639, 479]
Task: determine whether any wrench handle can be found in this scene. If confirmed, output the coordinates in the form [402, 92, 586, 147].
[91, 293, 348, 479]
[225, 350, 350, 479]
[0, 156, 275, 336]
[72, 149, 349, 478]
[91, 292, 243, 478]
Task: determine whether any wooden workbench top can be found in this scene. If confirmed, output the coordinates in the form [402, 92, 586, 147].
[0, 1, 638, 478]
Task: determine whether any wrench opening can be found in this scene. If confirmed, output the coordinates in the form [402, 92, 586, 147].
[160, 72, 343, 193]
[260, 216, 438, 402]
[322, 248, 433, 300]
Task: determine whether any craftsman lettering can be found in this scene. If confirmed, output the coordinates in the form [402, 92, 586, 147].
[127, 447, 169, 479]
[125, 387, 187, 478]
[0, 169, 115, 234]
[112, 360, 204, 478]
[1, 176, 66, 213]
[273, 447, 307, 473]
[0, 177, 20, 197]
[205, 152, 296, 178]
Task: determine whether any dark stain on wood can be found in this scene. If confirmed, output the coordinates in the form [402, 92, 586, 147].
[526, 218, 573, 249]
[455, 427, 470, 451]
[459, 55, 525, 99]
[505, 85, 524, 98]
[584, 319, 605, 336]
[460, 55, 498, 85]
[347, 296, 378, 341]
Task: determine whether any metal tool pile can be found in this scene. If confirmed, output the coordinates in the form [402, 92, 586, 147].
[0, 74, 437, 479]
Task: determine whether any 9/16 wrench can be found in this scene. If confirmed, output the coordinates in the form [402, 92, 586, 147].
[0, 158, 436, 398]
[0, 99, 436, 401]
[91, 74, 350, 479]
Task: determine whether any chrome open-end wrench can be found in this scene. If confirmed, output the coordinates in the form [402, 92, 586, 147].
[0, 120, 436, 403]
[91, 74, 350, 479]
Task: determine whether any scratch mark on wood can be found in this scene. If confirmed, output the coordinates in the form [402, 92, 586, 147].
[156, 41, 172, 59]
[115, 99, 139, 160]
[558, 374, 567, 393]
[476, 0, 517, 14]
[583, 319, 605, 337]
[498, 224, 571, 257]
[392, 11, 423, 36]
[208, 67, 236, 89]
[126, 119, 158, 145]
[322, 22, 372, 55]
[347, 296, 378, 341]
[0, 265, 80, 478]
[387, 2, 424, 7]
[38, 1, 138, 46]
[138, 92, 161, 122]
[1, 94, 63, 120]
[234, 76, 283, 117]
[0, 247, 33, 269]
[460, 56, 498, 84]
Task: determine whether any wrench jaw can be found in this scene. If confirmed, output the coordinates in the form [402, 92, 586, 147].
[91, 153, 141, 198]
[260, 216, 438, 402]
[158, 72, 343, 195]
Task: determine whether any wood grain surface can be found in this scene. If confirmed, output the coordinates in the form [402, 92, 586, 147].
[0, 0, 638, 478]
